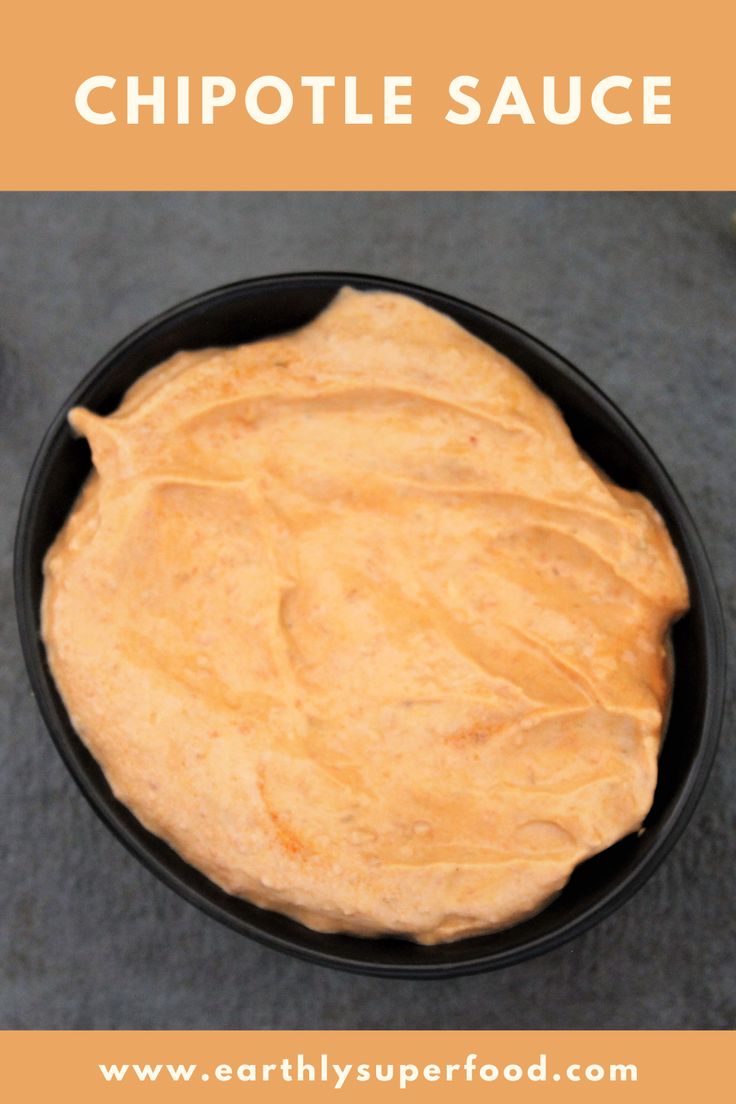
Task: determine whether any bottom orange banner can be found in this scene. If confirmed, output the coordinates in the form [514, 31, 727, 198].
[0, 1031, 732, 1101]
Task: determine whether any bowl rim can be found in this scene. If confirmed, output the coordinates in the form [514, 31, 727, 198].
[14, 270, 727, 978]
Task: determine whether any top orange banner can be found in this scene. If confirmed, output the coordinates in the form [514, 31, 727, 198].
[3, 0, 735, 190]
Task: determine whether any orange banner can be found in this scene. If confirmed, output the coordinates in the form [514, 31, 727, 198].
[0, 1031, 733, 1101]
[1, 0, 735, 189]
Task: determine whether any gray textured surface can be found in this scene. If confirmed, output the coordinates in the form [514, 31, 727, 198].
[1, 192, 734, 1029]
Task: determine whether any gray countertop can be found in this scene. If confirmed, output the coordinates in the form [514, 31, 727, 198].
[1, 192, 734, 1029]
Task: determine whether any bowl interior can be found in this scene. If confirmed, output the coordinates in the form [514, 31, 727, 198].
[15, 273, 723, 977]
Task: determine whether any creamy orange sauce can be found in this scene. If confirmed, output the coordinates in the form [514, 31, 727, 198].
[42, 289, 688, 942]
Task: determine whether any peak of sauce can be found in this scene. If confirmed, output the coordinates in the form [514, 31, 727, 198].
[42, 289, 688, 942]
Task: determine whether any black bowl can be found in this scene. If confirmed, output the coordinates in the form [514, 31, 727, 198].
[15, 273, 726, 978]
